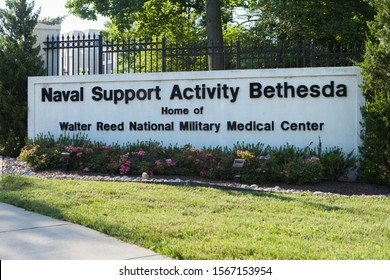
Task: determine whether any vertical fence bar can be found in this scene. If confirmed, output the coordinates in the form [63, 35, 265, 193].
[81, 34, 86, 75]
[71, 35, 74, 75]
[65, 35, 69, 75]
[98, 33, 104, 74]
[56, 35, 60, 75]
[162, 37, 167, 72]
[121, 37, 125, 73]
[236, 38, 241, 69]
[45, 35, 49, 75]
[51, 36, 55, 75]
[127, 37, 131, 73]
[310, 40, 315, 67]
[77, 34, 80, 75]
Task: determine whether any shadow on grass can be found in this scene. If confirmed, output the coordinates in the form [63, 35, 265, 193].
[0, 175, 65, 220]
[1, 174, 33, 191]
[0, 174, 353, 224]
[207, 184, 346, 213]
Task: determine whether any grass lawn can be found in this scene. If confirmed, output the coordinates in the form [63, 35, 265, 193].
[0, 175, 389, 260]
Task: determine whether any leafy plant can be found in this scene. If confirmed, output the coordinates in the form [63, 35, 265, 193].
[319, 148, 357, 181]
[18, 135, 360, 185]
[358, 0, 390, 186]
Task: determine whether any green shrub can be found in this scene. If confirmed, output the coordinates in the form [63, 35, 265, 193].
[284, 157, 322, 185]
[358, 0, 390, 186]
[318, 148, 357, 181]
[18, 142, 62, 171]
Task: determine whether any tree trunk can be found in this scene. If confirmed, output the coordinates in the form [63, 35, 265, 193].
[205, 0, 224, 70]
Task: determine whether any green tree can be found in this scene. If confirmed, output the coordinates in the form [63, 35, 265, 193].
[65, 0, 247, 70]
[0, 0, 44, 157]
[104, 0, 200, 42]
[246, 0, 374, 47]
[359, 0, 390, 186]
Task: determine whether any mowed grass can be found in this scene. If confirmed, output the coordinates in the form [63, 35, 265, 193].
[0, 175, 389, 260]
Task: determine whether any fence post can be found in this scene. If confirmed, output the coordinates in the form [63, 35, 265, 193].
[45, 35, 50, 75]
[310, 40, 315, 67]
[162, 37, 167, 72]
[98, 33, 104, 74]
[236, 38, 241, 69]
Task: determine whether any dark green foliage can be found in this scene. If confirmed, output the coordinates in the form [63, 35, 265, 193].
[247, 0, 374, 47]
[313, 141, 357, 181]
[358, 0, 390, 186]
[317, 148, 357, 181]
[0, 86, 27, 156]
[0, 0, 45, 157]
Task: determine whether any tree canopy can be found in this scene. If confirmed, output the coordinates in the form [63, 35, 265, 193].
[65, 0, 247, 69]
[245, 0, 374, 46]
[65, 1, 374, 46]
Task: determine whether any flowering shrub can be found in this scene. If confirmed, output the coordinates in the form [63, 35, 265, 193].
[18, 135, 357, 185]
[19, 144, 62, 171]
[155, 158, 177, 174]
[282, 156, 323, 184]
[118, 153, 131, 175]
[65, 145, 94, 171]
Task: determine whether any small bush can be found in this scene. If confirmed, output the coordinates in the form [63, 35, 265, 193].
[318, 148, 357, 181]
[285, 157, 322, 185]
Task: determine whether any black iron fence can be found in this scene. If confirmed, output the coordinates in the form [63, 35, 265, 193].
[43, 33, 364, 76]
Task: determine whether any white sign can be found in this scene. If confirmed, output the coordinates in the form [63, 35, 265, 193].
[28, 67, 363, 154]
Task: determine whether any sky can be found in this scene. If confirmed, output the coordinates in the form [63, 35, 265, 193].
[0, 0, 107, 33]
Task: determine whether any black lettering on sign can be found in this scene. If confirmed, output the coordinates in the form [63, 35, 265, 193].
[280, 121, 325, 131]
[170, 84, 239, 103]
[91, 86, 161, 104]
[59, 122, 91, 131]
[250, 81, 347, 99]
[42, 87, 84, 102]
[161, 107, 189, 115]
[96, 122, 125, 131]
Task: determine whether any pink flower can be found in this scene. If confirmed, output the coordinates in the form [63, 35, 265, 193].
[83, 167, 90, 172]
[165, 158, 176, 166]
[119, 163, 130, 175]
[66, 145, 75, 152]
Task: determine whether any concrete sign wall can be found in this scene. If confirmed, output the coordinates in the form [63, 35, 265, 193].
[28, 67, 363, 154]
